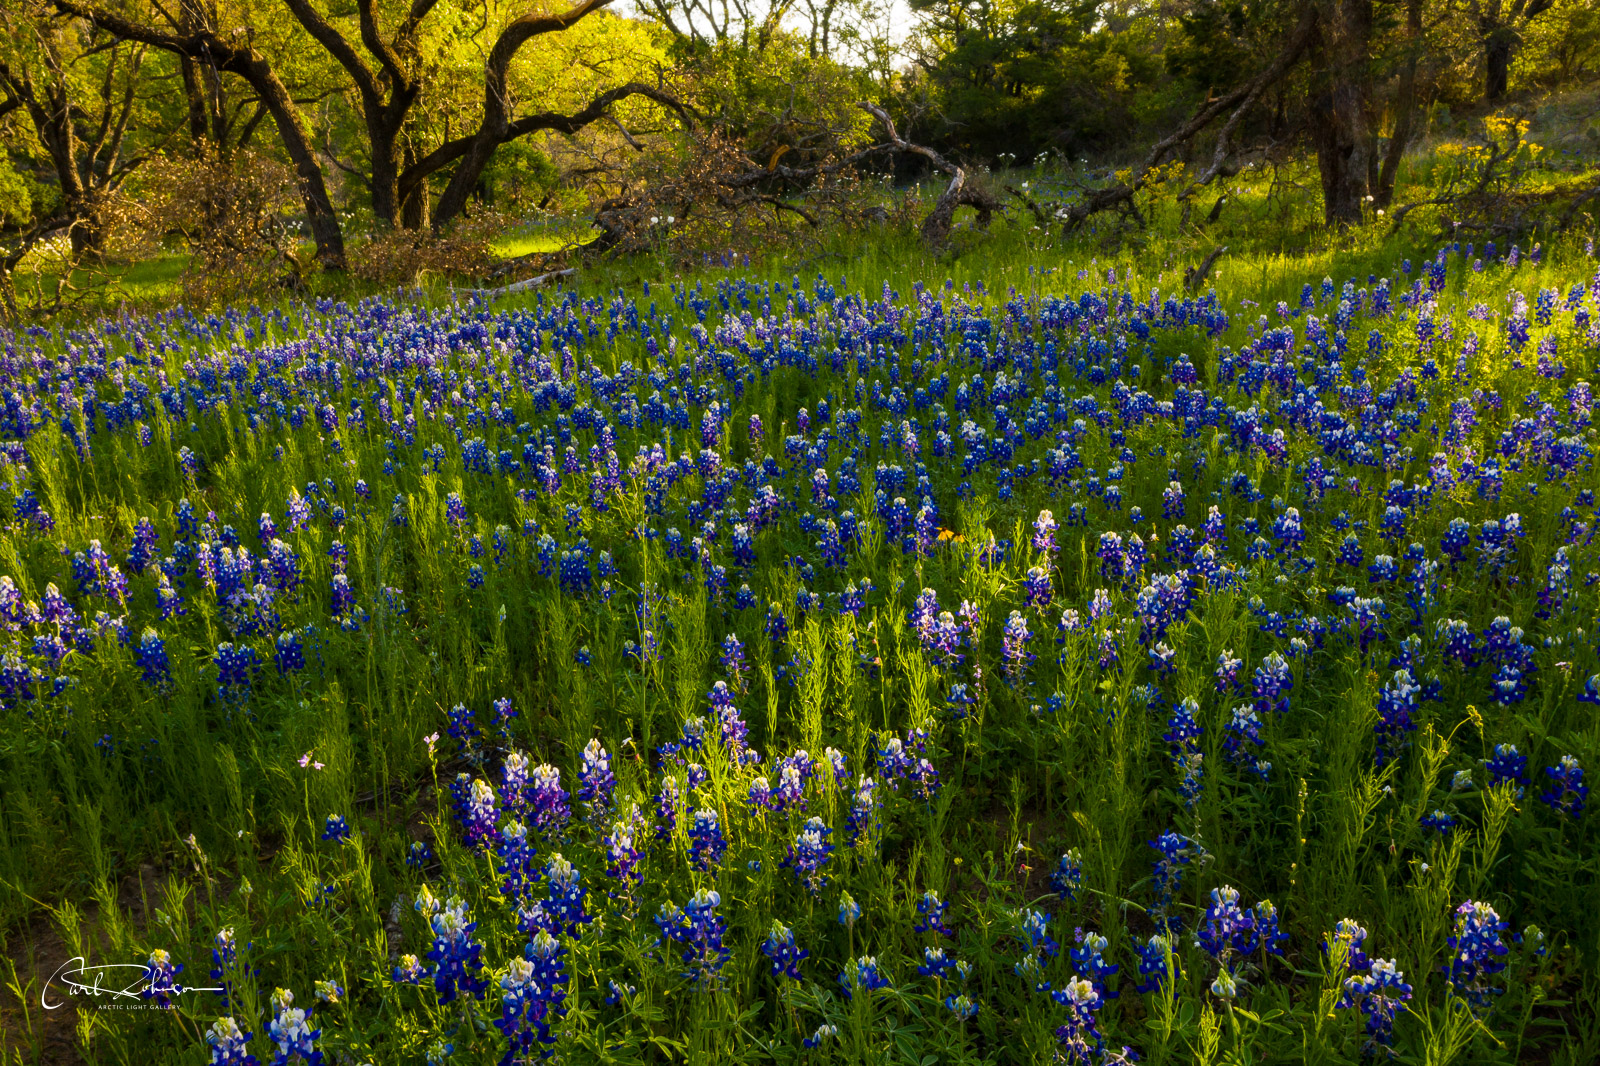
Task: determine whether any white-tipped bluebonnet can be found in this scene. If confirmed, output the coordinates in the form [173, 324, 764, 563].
[782, 816, 834, 892]
[760, 921, 808, 981]
[1484, 743, 1528, 797]
[320, 814, 351, 845]
[917, 945, 956, 979]
[1049, 849, 1084, 900]
[542, 853, 591, 936]
[1149, 831, 1206, 932]
[135, 627, 171, 690]
[140, 948, 183, 1007]
[206, 1017, 260, 1065]
[838, 955, 890, 999]
[577, 739, 616, 822]
[392, 954, 425, 984]
[496, 931, 568, 1059]
[915, 890, 952, 937]
[1540, 755, 1587, 817]
[1019, 909, 1060, 959]
[425, 896, 487, 1004]
[496, 820, 539, 901]
[655, 774, 680, 840]
[1443, 899, 1509, 1006]
[1050, 976, 1105, 1065]
[687, 807, 727, 871]
[527, 763, 571, 835]
[656, 889, 730, 986]
[1338, 958, 1413, 1051]
[266, 988, 322, 1064]
[1133, 934, 1181, 994]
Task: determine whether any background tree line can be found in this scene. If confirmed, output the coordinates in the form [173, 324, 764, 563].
[1, 0, 1597, 298]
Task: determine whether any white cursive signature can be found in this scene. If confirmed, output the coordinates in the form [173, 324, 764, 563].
[41, 958, 224, 1010]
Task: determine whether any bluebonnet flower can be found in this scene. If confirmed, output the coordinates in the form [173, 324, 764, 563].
[603, 804, 646, 895]
[1540, 755, 1587, 817]
[1224, 705, 1270, 781]
[1374, 669, 1420, 766]
[1421, 809, 1457, 835]
[493, 696, 517, 740]
[215, 642, 261, 705]
[1442, 899, 1509, 1006]
[135, 628, 171, 690]
[542, 854, 591, 936]
[1071, 930, 1120, 998]
[803, 1024, 839, 1049]
[1339, 958, 1413, 1051]
[1149, 832, 1206, 931]
[274, 630, 304, 675]
[655, 774, 681, 840]
[838, 892, 861, 927]
[1049, 849, 1084, 900]
[845, 776, 879, 847]
[1021, 564, 1059, 616]
[1484, 744, 1528, 797]
[915, 890, 953, 937]
[393, 954, 425, 984]
[577, 739, 616, 822]
[496, 931, 569, 1060]
[656, 889, 730, 986]
[496, 821, 540, 901]
[1252, 652, 1293, 715]
[266, 988, 322, 1064]
[918, 945, 957, 979]
[1019, 909, 1060, 958]
[838, 955, 890, 999]
[1134, 935, 1181, 994]
[687, 808, 727, 871]
[760, 921, 808, 981]
[446, 703, 479, 755]
[945, 993, 980, 1019]
[320, 815, 351, 845]
[823, 746, 848, 785]
[456, 778, 498, 852]
[1002, 610, 1034, 684]
[1051, 977, 1105, 1066]
[141, 948, 183, 1007]
[527, 764, 571, 835]
[783, 817, 834, 892]
[206, 1017, 261, 1065]
[501, 751, 530, 818]
[1197, 886, 1258, 964]
[425, 896, 487, 1004]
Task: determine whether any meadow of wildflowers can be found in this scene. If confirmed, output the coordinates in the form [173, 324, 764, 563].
[1, 233, 1599, 1064]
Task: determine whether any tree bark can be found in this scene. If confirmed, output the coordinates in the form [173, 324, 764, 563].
[1310, 0, 1374, 227]
[1484, 29, 1513, 101]
[431, 0, 614, 230]
[280, 0, 433, 229]
[1375, 0, 1422, 208]
[1475, 0, 1553, 104]
[0, 56, 96, 254]
[399, 139, 430, 229]
[52, 0, 347, 268]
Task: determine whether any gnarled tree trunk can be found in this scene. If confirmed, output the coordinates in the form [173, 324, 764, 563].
[1310, 0, 1374, 227]
[432, 0, 612, 230]
[52, 0, 347, 268]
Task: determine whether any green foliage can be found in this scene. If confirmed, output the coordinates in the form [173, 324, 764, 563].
[0, 158, 30, 228]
